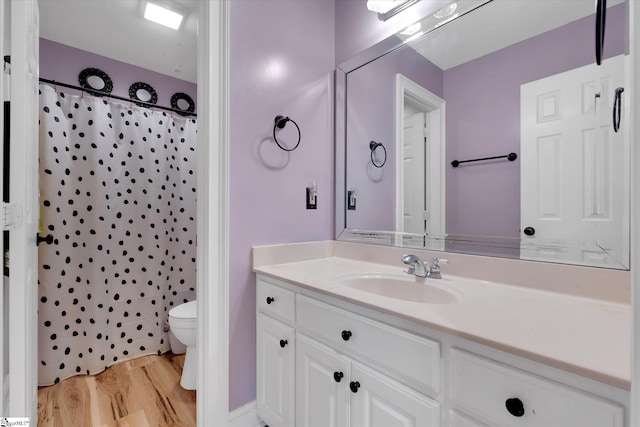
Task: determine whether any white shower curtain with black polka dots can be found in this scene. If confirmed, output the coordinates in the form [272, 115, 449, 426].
[37, 84, 197, 385]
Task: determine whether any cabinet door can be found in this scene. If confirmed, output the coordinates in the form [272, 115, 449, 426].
[296, 334, 349, 427]
[350, 362, 440, 427]
[257, 313, 295, 427]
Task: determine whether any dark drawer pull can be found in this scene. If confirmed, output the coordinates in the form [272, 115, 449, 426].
[266, 296, 275, 304]
[505, 397, 525, 417]
[349, 381, 360, 393]
[333, 371, 344, 383]
[341, 330, 352, 341]
[279, 339, 288, 348]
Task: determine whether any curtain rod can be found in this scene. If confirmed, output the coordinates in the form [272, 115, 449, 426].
[39, 78, 197, 118]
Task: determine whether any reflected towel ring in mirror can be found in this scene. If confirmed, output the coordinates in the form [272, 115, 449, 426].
[129, 82, 158, 107]
[369, 141, 387, 168]
[170, 92, 196, 116]
[78, 68, 113, 97]
[273, 115, 301, 152]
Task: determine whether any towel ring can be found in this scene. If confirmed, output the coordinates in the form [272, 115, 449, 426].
[370, 141, 387, 168]
[273, 115, 301, 152]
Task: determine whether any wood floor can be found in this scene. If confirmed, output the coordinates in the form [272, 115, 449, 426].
[37, 353, 196, 427]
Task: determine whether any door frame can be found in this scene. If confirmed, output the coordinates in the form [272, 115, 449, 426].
[394, 74, 446, 238]
[197, 1, 229, 425]
[0, 0, 8, 415]
[630, 1, 640, 425]
[4, 0, 230, 423]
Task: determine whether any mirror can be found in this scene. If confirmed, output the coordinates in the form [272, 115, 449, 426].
[336, 0, 630, 269]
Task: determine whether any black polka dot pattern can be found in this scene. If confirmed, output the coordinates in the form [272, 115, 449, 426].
[37, 85, 197, 386]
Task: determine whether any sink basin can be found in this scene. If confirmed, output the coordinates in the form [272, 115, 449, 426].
[336, 273, 461, 304]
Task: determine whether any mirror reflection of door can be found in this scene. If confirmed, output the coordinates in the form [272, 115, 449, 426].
[402, 110, 426, 234]
[520, 54, 628, 266]
[395, 74, 445, 249]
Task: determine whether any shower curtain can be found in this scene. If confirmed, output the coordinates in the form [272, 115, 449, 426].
[37, 85, 197, 385]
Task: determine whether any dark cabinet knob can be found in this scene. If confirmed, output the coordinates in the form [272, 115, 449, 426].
[37, 233, 54, 246]
[341, 330, 352, 341]
[266, 296, 275, 304]
[349, 381, 360, 393]
[505, 397, 525, 417]
[523, 226, 535, 236]
[333, 371, 344, 383]
[279, 339, 288, 348]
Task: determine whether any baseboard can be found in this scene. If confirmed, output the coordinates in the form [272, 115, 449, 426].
[229, 401, 265, 427]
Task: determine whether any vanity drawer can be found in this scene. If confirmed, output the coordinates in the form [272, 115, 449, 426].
[296, 295, 440, 396]
[450, 348, 624, 427]
[257, 277, 295, 324]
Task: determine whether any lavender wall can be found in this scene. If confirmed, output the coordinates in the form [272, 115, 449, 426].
[39, 38, 196, 110]
[346, 47, 443, 230]
[230, 0, 334, 411]
[444, 4, 627, 237]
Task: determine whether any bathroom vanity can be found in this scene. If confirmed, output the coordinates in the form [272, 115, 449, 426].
[253, 242, 630, 427]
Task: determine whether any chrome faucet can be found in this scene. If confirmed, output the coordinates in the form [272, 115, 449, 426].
[401, 254, 428, 277]
[402, 255, 448, 279]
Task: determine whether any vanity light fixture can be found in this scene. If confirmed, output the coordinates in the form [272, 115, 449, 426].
[141, 0, 187, 30]
[366, 0, 421, 21]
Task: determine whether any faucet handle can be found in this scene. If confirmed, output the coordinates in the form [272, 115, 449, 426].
[428, 258, 448, 279]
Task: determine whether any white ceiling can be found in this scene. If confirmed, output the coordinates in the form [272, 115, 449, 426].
[410, 0, 624, 71]
[38, 0, 198, 83]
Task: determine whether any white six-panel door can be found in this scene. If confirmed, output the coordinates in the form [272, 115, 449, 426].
[520, 54, 628, 266]
[403, 111, 427, 235]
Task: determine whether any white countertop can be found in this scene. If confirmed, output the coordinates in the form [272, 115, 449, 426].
[254, 255, 630, 390]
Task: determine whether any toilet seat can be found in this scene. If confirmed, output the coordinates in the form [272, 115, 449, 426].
[169, 300, 197, 319]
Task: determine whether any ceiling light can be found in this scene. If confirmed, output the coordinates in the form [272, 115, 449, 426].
[367, 0, 420, 21]
[142, 0, 186, 30]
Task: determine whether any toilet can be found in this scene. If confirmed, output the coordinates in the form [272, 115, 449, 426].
[168, 300, 197, 390]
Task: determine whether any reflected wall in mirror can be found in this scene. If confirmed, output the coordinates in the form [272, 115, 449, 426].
[336, 0, 631, 269]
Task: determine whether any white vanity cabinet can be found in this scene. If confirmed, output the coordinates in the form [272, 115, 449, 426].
[256, 275, 628, 427]
[449, 348, 624, 427]
[295, 332, 440, 427]
[256, 280, 296, 427]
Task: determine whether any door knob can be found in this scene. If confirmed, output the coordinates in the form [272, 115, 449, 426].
[333, 371, 344, 383]
[279, 339, 288, 348]
[266, 296, 275, 304]
[349, 381, 360, 393]
[341, 330, 352, 341]
[523, 227, 535, 236]
[36, 233, 54, 246]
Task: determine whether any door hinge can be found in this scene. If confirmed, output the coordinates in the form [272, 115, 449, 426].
[2, 203, 23, 230]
